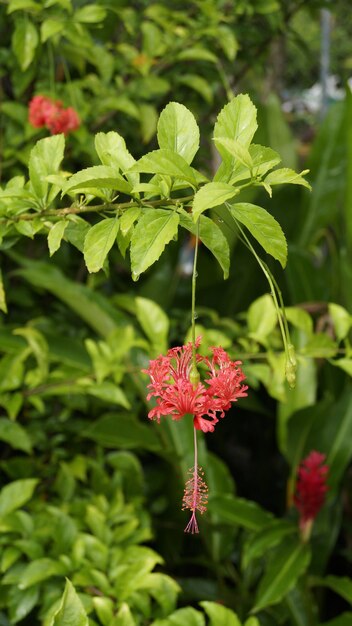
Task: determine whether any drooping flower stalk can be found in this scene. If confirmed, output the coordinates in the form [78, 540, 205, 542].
[143, 222, 248, 533]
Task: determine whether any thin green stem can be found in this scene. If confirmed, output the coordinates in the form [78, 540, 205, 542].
[191, 219, 200, 369]
[2, 195, 194, 224]
[226, 208, 296, 385]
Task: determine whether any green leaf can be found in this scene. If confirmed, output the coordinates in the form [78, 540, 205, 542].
[151, 607, 205, 626]
[19, 558, 66, 589]
[92, 597, 114, 626]
[7, 0, 41, 13]
[179, 210, 230, 279]
[0, 418, 32, 453]
[86, 382, 130, 408]
[208, 494, 273, 531]
[330, 358, 352, 376]
[177, 75, 213, 104]
[229, 202, 287, 268]
[315, 575, 352, 605]
[62, 166, 132, 196]
[215, 138, 253, 169]
[29, 135, 65, 201]
[0, 478, 38, 518]
[192, 182, 240, 221]
[83, 218, 119, 273]
[12, 19, 38, 70]
[141, 573, 180, 615]
[52, 579, 88, 626]
[242, 521, 296, 569]
[48, 220, 68, 256]
[111, 602, 136, 626]
[74, 4, 106, 22]
[264, 168, 311, 189]
[128, 149, 197, 186]
[253, 538, 311, 613]
[214, 95, 258, 166]
[94, 132, 137, 186]
[16, 261, 117, 338]
[84, 413, 162, 452]
[250, 144, 281, 176]
[8, 585, 39, 624]
[200, 601, 241, 626]
[41, 18, 65, 42]
[130, 209, 180, 278]
[120, 207, 141, 236]
[0, 269, 7, 313]
[157, 102, 199, 164]
[328, 303, 351, 341]
[135, 297, 169, 354]
[247, 294, 277, 342]
[176, 47, 218, 63]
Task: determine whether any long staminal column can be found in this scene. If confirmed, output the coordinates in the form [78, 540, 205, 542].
[182, 426, 208, 533]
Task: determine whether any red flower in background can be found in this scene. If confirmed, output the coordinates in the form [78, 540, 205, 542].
[294, 450, 329, 540]
[143, 337, 248, 433]
[28, 95, 80, 135]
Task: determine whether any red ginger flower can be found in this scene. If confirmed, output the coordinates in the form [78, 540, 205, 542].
[294, 450, 329, 540]
[143, 337, 248, 433]
[28, 95, 80, 135]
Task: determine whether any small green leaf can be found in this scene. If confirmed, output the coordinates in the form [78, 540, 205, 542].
[214, 95, 258, 165]
[250, 144, 281, 176]
[52, 579, 88, 626]
[177, 74, 213, 104]
[130, 209, 179, 277]
[29, 135, 65, 201]
[242, 521, 296, 569]
[92, 597, 114, 626]
[315, 575, 352, 605]
[63, 166, 131, 196]
[120, 207, 141, 236]
[157, 102, 199, 164]
[229, 202, 287, 268]
[112, 602, 136, 626]
[264, 167, 311, 189]
[48, 220, 68, 256]
[19, 558, 66, 589]
[151, 606, 205, 626]
[41, 18, 65, 42]
[253, 539, 311, 613]
[328, 303, 351, 341]
[208, 494, 273, 531]
[179, 210, 230, 279]
[128, 149, 197, 186]
[74, 4, 106, 22]
[8, 585, 39, 624]
[135, 297, 169, 354]
[200, 601, 241, 626]
[215, 138, 253, 169]
[247, 294, 277, 342]
[83, 218, 119, 273]
[176, 47, 218, 63]
[86, 382, 130, 408]
[94, 132, 137, 186]
[84, 413, 162, 452]
[12, 19, 38, 70]
[0, 418, 32, 453]
[192, 182, 240, 221]
[0, 269, 7, 313]
[0, 478, 38, 518]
